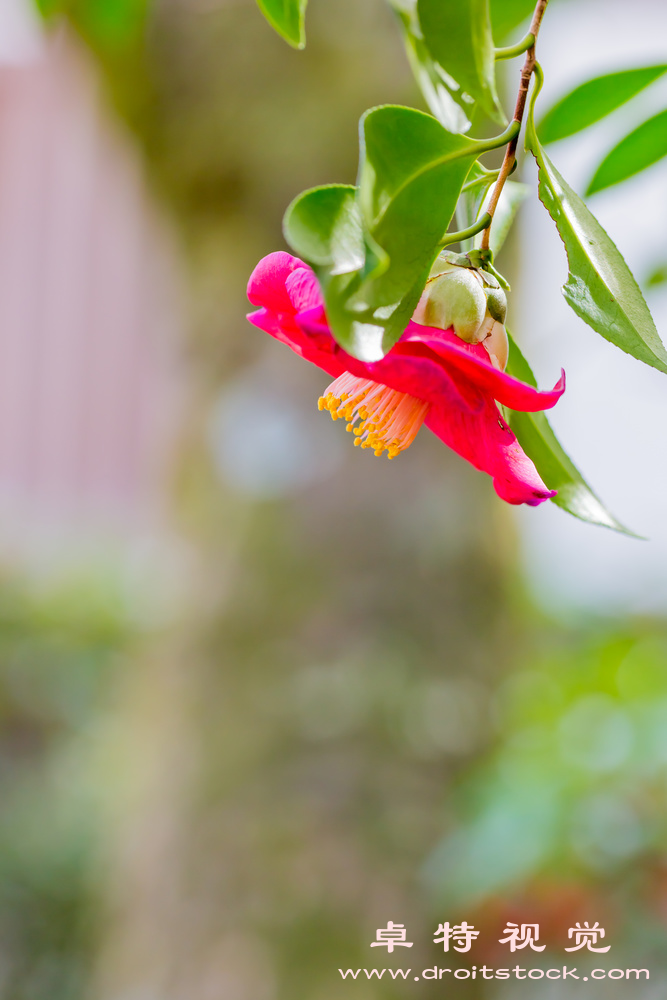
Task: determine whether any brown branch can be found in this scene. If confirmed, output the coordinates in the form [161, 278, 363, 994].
[480, 0, 550, 251]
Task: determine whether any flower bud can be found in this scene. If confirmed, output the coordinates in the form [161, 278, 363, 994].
[413, 264, 487, 344]
[485, 285, 507, 324]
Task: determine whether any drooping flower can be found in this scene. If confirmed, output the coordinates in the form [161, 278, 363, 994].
[246, 251, 565, 506]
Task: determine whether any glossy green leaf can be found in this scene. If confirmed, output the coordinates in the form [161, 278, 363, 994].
[283, 185, 362, 268]
[526, 69, 667, 375]
[390, 1, 473, 133]
[283, 185, 377, 356]
[489, 0, 536, 41]
[356, 106, 483, 353]
[256, 0, 307, 49]
[506, 334, 632, 533]
[539, 65, 667, 144]
[587, 108, 667, 194]
[417, 0, 505, 124]
[285, 107, 485, 359]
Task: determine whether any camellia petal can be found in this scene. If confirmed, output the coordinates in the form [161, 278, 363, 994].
[400, 323, 565, 412]
[425, 399, 556, 506]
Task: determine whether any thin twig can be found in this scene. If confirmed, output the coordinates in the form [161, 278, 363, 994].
[480, 0, 549, 252]
[495, 30, 535, 61]
[439, 212, 492, 247]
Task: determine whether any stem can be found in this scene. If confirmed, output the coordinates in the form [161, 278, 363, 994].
[480, 0, 549, 251]
[474, 119, 521, 158]
[439, 212, 492, 248]
[495, 31, 535, 60]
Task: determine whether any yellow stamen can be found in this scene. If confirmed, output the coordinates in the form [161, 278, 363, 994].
[317, 373, 429, 459]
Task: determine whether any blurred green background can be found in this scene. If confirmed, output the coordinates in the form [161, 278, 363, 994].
[0, 0, 665, 997]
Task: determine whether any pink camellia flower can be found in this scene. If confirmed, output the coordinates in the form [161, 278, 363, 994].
[246, 251, 565, 506]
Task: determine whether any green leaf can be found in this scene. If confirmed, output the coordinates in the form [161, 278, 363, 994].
[526, 67, 667, 375]
[356, 106, 483, 351]
[283, 185, 363, 268]
[256, 0, 307, 49]
[506, 334, 633, 533]
[390, 2, 473, 132]
[538, 65, 667, 144]
[417, 0, 506, 125]
[587, 108, 667, 194]
[285, 106, 484, 359]
[489, 0, 536, 41]
[283, 185, 378, 356]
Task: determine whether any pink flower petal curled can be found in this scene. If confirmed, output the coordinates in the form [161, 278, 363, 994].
[425, 400, 556, 507]
[246, 251, 305, 313]
[402, 322, 566, 412]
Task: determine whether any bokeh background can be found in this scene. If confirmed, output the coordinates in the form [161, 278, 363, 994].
[0, 0, 666, 997]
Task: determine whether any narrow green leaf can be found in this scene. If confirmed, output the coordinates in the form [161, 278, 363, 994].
[256, 0, 307, 49]
[506, 334, 633, 533]
[538, 65, 667, 144]
[587, 108, 667, 194]
[417, 0, 506, 125]
[526, 68, 667, 375]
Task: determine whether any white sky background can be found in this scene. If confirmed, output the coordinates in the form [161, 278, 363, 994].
[512, 0, 667, 616]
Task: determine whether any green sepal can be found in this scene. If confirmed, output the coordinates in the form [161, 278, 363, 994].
[438, 249, 510, 293]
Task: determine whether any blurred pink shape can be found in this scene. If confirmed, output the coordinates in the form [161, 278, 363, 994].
[0, 31, 182, 550]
